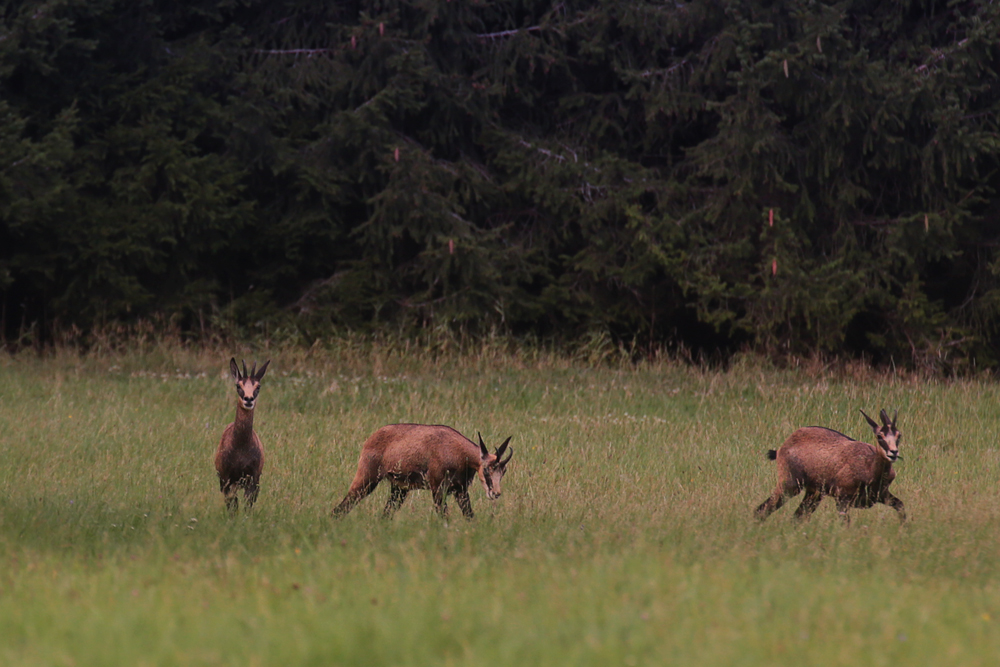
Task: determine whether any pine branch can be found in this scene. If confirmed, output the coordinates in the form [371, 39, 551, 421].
[252, 48, 337, 56]
[476, 26, 543, 41]
[639, 60, 690, 79]
[475, 7, 588, 42]
[519, 140, 574, 163]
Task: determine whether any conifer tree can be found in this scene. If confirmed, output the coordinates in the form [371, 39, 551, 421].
[1, 0, 998, 369]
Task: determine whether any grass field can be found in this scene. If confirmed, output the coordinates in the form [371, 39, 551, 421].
[2, 341, 1000, 666]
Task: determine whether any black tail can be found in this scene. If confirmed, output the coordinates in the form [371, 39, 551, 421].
[765, 450, 777, 460]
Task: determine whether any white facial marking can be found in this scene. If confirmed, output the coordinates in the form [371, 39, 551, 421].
[237, 379, 259, 410]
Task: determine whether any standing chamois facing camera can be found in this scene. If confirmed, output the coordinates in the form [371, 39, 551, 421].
[215, 358, 270, 512]
[332, 424, 513, 519]
[755, 408, 905, 525]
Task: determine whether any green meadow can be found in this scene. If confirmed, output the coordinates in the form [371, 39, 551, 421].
[2, 342, 1000, 666]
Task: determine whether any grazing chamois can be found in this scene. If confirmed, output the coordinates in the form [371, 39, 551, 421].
[332, 424, 513, 519]
[754, 409, 905, 525]
[214, 358, 270, 512]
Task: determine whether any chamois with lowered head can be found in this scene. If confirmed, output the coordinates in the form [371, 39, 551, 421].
[215, 358, 270, 512]
[332, 424, 513, 519]
[754, 409, 905, 525]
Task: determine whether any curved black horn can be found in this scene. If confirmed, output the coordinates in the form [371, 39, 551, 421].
[879, 409, 890, 426]
[250, 361, 257, 378]
[860, 409, 879, 432]
[500, 443, 513, 467]
[477, 432, 489, 457]
[495, 436, 512, 459]
[892, 408, 898, 428]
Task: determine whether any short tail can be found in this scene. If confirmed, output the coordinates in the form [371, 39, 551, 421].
[765, 450, 777, 461]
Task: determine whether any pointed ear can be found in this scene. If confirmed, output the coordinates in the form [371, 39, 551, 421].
[495, 436, 512, 459]
[230, 358, 241, 381]
[255, 360, 270, 380]
[478, 432, 489, 458]
[860, 409, 879, 433]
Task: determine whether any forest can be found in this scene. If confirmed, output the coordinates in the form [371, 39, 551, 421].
[1, 0, 999, 370]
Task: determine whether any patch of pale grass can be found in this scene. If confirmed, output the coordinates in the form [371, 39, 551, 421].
[3, 344, 1000, 665]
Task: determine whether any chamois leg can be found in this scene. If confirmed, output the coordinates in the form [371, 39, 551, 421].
[430, 484, 449, 518]
[882, 492, 907, 524]
[754, 487, 787, 521]
[333, 469, 381, 517]
[383, 486, 409, 518]
[454, 487, 475, 519]
[243, 476, 260, 509]
[834, 496, 853, 526]
[220, 479, 239, 513]
[793, 489, 822, 520]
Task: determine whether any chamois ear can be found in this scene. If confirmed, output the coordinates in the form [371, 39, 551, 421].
[230, 358, 241, 381]
[860, 409, 879, 433]
[255, 359, 270, 380]
[477, 432, 489, 458]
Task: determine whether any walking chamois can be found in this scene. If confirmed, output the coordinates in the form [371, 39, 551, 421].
[333, 424, 513, 519]
[215, 358, 270, 512]
[755, 409, 905, 525]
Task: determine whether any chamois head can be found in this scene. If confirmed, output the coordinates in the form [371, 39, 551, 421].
[230, 357, 270, 411]
[477, 433, 513, 500]
[860, 408, 901, 462]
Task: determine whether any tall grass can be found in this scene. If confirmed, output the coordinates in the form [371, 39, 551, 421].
[2, 342, 1000, 665]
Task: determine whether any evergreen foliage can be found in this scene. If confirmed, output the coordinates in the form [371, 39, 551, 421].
[1, 0, 998, 369]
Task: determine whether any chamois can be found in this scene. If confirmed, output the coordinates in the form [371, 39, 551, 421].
[332, 424, 513, 519]
[214, 358, 270, 512]
[754, 409, 905, 525]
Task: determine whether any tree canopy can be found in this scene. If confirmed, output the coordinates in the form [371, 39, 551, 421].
[2, 0, 999, 370]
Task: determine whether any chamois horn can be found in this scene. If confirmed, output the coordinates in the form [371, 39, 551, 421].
[496, 436, 513, 466]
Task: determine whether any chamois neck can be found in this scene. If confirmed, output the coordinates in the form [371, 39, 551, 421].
[232, 405, 255, 443]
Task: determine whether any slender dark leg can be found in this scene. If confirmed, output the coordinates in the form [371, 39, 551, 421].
[383, 486, 409, 518]
[455, 488, 475, 519]
[220, 478, 239, 513]
[793, 489, 822, 520]
[835, 496, 852, 526]
[332, 468, 381, 517]
[244, 476, 259, 509]
[882, 492, 906, 523]
[431, 485, 449, 518]
[754, 488, 785, 521]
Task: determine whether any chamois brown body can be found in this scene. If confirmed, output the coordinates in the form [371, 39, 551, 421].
[333, 424, 512, 519]
[214, 358, 269, 512]
[755, 409, 905, 525]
